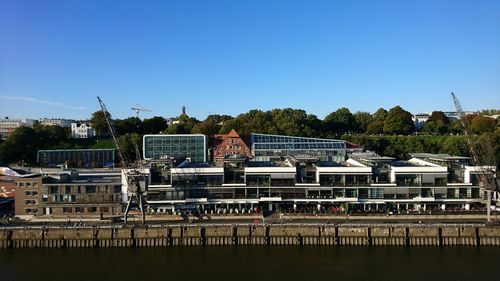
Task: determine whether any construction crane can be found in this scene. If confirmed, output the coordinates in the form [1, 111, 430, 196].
[451, 92, 497, 223]
[131, 104, 152, 119]
[98, 97, 148, 224]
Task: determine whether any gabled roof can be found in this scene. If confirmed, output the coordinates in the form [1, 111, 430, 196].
[226, 129, 240, 138]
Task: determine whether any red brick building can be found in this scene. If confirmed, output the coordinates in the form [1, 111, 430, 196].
[213, 130, 252, 164]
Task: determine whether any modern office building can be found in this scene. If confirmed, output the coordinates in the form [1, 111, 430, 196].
[143, 134, 206, 162]
[71, 123, 96, 138]
[37, 149, 115, 168]
[0, 117, 36, 140]
[145, 153, 495, 214]
[213, 130, 252, 165]
[250, 133, 347, 162]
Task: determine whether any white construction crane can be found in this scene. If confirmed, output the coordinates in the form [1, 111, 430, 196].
[98, 97, 148, 224]
[131, 104, 152, 119]
[451, 92, 497, 223]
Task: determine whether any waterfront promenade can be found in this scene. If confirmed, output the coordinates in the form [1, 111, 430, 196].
[2, 222, 500, 248]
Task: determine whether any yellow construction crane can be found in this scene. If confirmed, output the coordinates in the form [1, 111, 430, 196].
[451, 92, 497, 222]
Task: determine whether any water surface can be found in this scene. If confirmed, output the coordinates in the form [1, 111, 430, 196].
[0, 247, 498, 281]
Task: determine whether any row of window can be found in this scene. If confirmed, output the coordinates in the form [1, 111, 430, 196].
[147, 187, 482, 201]
[25, 199, 37, 205]
[62, 206, 110, 213]
[24, 191, 38, 196]
[47, 185, 121, 194]
[25, 208, 38, 214]
[17, 182, 38, 187]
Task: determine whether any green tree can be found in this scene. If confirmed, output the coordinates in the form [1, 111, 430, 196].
[204, 114, 233, 125]
[353, 111, 372, 133]
[140, 116, 168, 134]
[448, 120, 463, 135]
[428, 111, 450, 124]
[383, 106, 415, 135]
[90, 110, 110, 136]
[191, 117, 221, 147]
[372, 108, 388, 122]
[440, 136, 469, 157]
[116, 133, 142, 161]
[421, 111, 450, 135]
[422, 120, 448, 135]
[0, 127, 38, 165]
[163, 114, 200, 134]
[115, 117, 141, 135]
[270, 108, 320, 137]
[33, 124, 67, 148]
[366, 120, 384, 134]
[471, 115, 496, 134]
[324, 107, 356, 136]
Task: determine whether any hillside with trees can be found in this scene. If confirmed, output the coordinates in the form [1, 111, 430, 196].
[0, 106, 498, 168]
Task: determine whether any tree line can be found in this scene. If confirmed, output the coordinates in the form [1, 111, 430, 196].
[0, 106, 498, 167]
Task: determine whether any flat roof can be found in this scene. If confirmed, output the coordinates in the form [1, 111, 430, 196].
[176, 162, 213, 168]
[251, 133, 345, 142]
[38, 149, 115, 152]
[43, 175, 121, 184]
[392, 161, 423, 167]
[410, 153, 470, 161]
[246, 161, 282, 168]
[143, 134, 205, 138]
[351, 155, 395, 161]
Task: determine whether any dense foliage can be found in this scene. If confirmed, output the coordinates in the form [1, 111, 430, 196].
[0, 106, 498, 168]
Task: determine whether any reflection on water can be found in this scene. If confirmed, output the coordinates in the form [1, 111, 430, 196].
[0, 247, 498, 281]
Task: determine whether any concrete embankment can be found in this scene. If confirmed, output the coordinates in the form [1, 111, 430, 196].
[1, 224, 500, 248]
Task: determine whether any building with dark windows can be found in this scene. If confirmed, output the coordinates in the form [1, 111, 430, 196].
[14, 170, 123, 218]
[213, 130, 252, 165]
[145, 153, 494, 215]
[37, 149, 115, 168]
[14, 174, 43, 218]
[143, 134, 206, 162]
[250, 133, 347, 162]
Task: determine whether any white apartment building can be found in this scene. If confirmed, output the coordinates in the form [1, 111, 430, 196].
[71, 123, 96, 139]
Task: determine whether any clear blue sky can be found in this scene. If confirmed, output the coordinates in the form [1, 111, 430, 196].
[1, 0, 499, 120]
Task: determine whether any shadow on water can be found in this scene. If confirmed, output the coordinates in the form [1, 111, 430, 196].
[0, 247, 499, 281]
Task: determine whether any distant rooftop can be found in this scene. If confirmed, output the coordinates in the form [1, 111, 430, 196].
[410, 153, 470, 161]
[316, 161, 358, 167]
[176, 162, 214, 169]
[42, 174, 121, 184]
[392, 161, 425, 167]
[246, 161, 285, 168]
[350, 151, 395, 162]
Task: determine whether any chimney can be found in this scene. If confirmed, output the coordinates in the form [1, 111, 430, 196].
[182, 106, 186, 115]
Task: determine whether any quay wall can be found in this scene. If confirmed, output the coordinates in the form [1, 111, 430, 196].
[1, 225, 500, 248]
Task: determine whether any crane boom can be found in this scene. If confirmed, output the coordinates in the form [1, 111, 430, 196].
[131, 104, 152, 118]
[97, 96, 148, 224]
[97, 97, 130, 168]
[451, 92, 497, 222]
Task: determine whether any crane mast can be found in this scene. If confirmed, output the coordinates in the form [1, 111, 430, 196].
[97, 97, 148, 224]
[451, 92, 497, 222]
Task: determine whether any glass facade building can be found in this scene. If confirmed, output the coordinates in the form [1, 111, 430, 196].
[250, 133, 346, 162]
[37, 149, 115, 168]
[143, 134, 206, 162]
